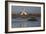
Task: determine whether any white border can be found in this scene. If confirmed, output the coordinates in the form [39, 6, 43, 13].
[8, 2, 44, 32]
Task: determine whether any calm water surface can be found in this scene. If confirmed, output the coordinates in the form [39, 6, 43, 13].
[12, 17, 41, 28]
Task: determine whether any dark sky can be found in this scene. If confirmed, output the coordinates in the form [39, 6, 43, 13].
[12, 6, 41, 14]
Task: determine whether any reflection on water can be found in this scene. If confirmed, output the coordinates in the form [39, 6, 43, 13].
[12, 17, 41, 28]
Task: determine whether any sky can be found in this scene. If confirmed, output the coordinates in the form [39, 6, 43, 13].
[12, 6, 41, 14]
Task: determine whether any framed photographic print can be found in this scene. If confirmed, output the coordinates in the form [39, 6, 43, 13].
[5, 1, 45, 33]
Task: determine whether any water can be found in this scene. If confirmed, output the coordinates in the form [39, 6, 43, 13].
[12, 17, 41, 28]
